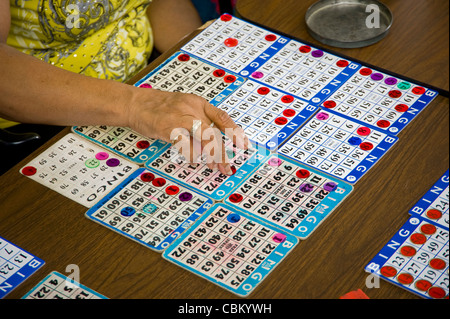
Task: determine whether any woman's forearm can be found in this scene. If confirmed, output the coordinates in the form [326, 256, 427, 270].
[0, 43, 133, 128]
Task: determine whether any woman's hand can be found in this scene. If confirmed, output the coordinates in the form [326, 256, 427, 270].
[127, 87, 250, 175]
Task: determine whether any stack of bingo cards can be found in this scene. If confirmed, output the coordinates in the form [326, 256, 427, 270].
[365, 170, 449, 299]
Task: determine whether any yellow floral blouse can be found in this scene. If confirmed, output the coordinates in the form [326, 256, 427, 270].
[2, 0, 154, 128]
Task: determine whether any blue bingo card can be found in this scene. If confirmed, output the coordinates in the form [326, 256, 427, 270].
[0, 236, 44, 298]
[162, 203, 298, 297]
[409, 170, 449, 229]
[22, 271, 107, 299]
[86, 168, 213, 252]
[72, 126, 167, 165]
[365, 216, 449, 299]
[145, 137, 269, 201]
[278, 109, 398, 184]
[321, 66, 438, 135]
[181, 14, 437, 135]
[181, 14, 359, 105]
[134, 51, 245, 106]
[224, 154, 353, 239]
[216, 78, 317, 150]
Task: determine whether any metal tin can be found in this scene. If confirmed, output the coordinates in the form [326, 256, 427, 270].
[305, 0, 393, 48]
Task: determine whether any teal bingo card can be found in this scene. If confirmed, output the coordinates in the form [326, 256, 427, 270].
[163, 203, 298, 297]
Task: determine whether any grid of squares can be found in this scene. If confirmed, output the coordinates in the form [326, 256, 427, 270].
[182, 14, 283, 74]
[216, 79, 312, 147]
[366, 217, 449, 299]
[20, 133, 138, 207]
[163, 204, 297, 296]
[253, 39, 356, 102]
[72, 125, 162, 164]
[86, 168, 211, 251]
[321, 67, 436, 133]
[136, 52, 244, 104]
[279, 110, 396, 183]
[23, 271, 107, 299]
[225, 154, 352, 238]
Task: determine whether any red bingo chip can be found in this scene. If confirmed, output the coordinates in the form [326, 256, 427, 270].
[165, 185, 180, 195]
[140, 172, 155, 182]
[265, 34, 277, 41]
[283, 109, 296, 117]
[400, 245, 417, 257]
[336, 60, 349, 68]
[257, 87, 270, 95]
[230, 165, 237, 175]
[429, 258, 446, 270]
[376, 120, 390, 128]
[410, 233, 427, 245]
[359, 68, 372, 76]
[426, 209, 443, 220]
[428, 287, 447, 299]
[397, 273, 414, 285]
[388, 90, 402, 98]
[136, 140, 150, 149]
[21, 166, 37, 176]
[323, 100, 336, 109]
[299, 45, 311, 53]
[224, 75, 236, 83]
[152, 178, 166, 187]
[420, 223, 437, 235]
[229, 193, 243, 203]
[281, 95, 294, 103]
[213, 69, 226, 77]
[224, 38, 238, 47]
[359, 142, 374, 151]
[274, 117, 288, 125]
[220, 13, 232, 22]
[395, 104, 409, 112]
[412, 86, 426, 95]
[380, 265, 397, 278]
[356, 127, 371, 136]
[415, 279, 432, 292]
[178, 54, 190, 61]
[296, 169, 310, 179]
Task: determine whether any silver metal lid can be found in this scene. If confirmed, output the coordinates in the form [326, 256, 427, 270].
[305, 0, 393, 48]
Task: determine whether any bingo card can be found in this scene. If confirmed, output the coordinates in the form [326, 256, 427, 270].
[181, 14, 437, 135]
[22, 271, 107, 299]
[409, 170, 449, 229]
[278, 109, 398, 184]
[20, 133, 138, 207]
[145, 136, 269, 201]
[72, 125, 167, 165]
[134, 51, 245, 106]
[85, 168, 213, 252]
[216, 78, 317, 150]
[162, 203, 298, 297]
[0, 236, 44, 298]
[365, 216, 449, 299]
[225, 154, 353, 239]
[321, 66, 438, 134]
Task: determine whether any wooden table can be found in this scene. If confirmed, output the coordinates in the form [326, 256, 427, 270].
[1, 0, 448, 300]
